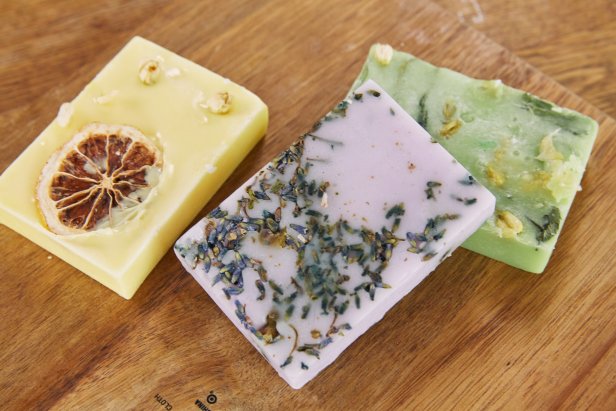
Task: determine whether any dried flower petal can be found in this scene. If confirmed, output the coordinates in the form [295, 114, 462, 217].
[496, 210, 523, 238]
[440, 119, 462, 138]
[139, 59, 161, 85]
[93, 90, 119, 105]
[374, 44, 393, 65]
[204, 92, 232, 114]
[165, 67, 181, 78]
[56, 103, 73, 128]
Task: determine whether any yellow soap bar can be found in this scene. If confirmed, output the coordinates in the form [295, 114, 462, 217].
[0, 36, 268, 299]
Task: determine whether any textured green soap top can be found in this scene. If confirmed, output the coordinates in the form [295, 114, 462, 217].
[351, 45, 599, 273]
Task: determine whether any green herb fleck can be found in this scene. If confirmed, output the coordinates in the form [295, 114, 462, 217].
[454, 196, 477, 206]
[234, 300, 263, 340]
[256, 279, 266, 301]
[417, 94, 428, 129]
[425, 181, 442, 200]
[305, 133, 343, 147]
[297, 346, 320, 359]
[406, 213, 458, 258]
[385, 203, 405, 219]
[459, 175, 476, 186]
[528, 207, 561, 242]
[268, 279, 284, 295]
[521, 93, 586, 135]
[285, 304, 295, 319]
[301, 304, 311, 319]
[208, 207, 228, 219]
[281, 356, 293, 367]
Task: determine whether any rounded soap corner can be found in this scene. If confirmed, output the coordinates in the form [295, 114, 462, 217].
[127, 35, 147, 45]
[124, 35, 158, 52]
[259, 105, 270, 136]
[528, 261, 548, 275]
[586, 116, 600, 140]
[118, 284, 137, 300]
[287, 377, 306, 390]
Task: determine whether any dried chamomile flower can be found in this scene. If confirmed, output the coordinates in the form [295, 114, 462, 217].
[374, 44, 393, 65]
[204, 92, 232, 114]
[139, 59, 161, 85]
[495, 210, 523, 238]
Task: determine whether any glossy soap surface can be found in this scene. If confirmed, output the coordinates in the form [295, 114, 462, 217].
[352, 45, 599, 273]
[175, 81, 495, 389]
[0, 36, 268, 298]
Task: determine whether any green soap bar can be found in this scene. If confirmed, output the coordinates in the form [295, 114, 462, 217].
[351, 45, 599, 273]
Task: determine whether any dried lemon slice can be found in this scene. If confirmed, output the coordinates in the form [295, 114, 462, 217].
[37, 123, 162, 235]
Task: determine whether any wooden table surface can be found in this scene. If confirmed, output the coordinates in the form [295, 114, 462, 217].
[1, 1, 615, 410]
[435, 0, 616, 119]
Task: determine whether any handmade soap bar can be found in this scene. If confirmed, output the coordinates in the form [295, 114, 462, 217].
[175, 80, 495, 389]
[0, 36, 268, 298]
[352, 45, 598, 273]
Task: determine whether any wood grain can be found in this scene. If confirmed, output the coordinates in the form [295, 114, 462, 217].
[434, 0, 616, 118]
[0, 1, 615, 410]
